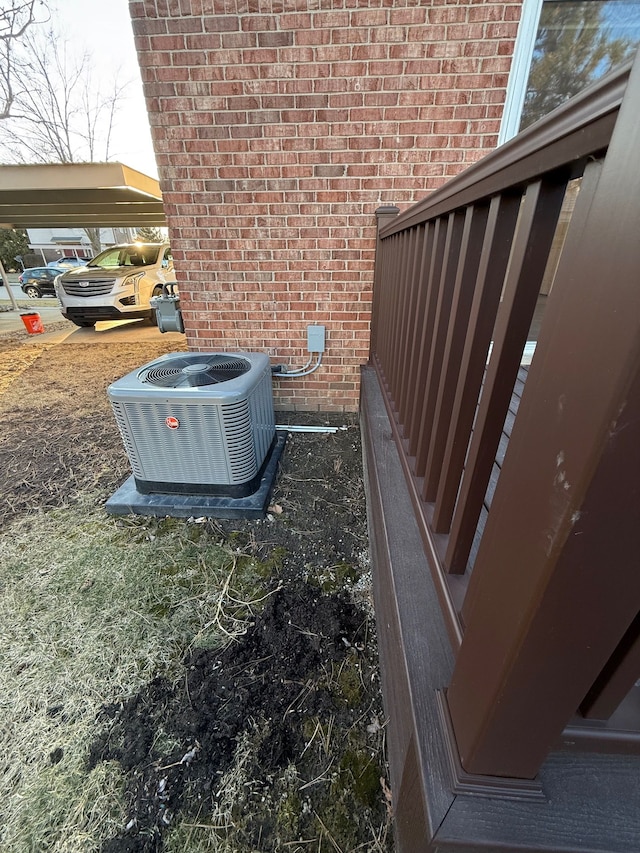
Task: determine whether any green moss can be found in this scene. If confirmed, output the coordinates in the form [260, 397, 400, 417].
[239, 545, 287, 580]
[312, 561, 359, 593]
[302, 716, 319, 742]
[332, 658, 363, 707]
[339, 747, 381, 809]
[310, 724, 384, 850]
[276, 790, 301, 837]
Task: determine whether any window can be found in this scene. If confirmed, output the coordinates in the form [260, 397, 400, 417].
[499, 0, 640, 143]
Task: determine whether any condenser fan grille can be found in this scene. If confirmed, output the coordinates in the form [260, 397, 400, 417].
[140, 354, 250, 388]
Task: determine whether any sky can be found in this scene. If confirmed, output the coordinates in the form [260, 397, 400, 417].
[51, 0, 159, 178]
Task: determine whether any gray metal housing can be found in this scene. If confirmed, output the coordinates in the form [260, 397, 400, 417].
[108, 351, 275, 493]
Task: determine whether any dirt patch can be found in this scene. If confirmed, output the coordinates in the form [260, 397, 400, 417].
[91, 582, 379, 852]
[0, 336, 184, 526]
[0, 329, 393, 852]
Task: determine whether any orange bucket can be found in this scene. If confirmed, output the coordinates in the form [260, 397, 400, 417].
[20, 312, 44, 335]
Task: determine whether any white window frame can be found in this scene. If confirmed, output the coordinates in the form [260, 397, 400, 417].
[498, 0, 545, 145]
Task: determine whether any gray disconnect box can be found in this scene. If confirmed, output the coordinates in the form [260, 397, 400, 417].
[307, 324, 325, 353]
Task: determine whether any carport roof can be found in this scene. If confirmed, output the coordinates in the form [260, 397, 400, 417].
[0, 162, 165, 228]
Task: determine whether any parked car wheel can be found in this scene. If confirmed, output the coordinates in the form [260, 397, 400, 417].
[24, 285, 42, 298]
[70, 319, 96, 328]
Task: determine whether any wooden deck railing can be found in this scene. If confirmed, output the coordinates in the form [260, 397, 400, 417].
[363, 52, 640, 849]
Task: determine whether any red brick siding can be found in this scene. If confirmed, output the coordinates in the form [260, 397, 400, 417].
[130, 0, 522, 412]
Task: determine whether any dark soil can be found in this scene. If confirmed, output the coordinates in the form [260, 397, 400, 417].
[0, 328, 393, 852]
[91, 582, 376, 852]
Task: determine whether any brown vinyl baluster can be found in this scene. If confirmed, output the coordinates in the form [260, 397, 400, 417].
[377, 232, 399, 377]
[422, 203, 490, 502]
[432, 193, 521, 533]
[398, 223, 433, 430]
[370, 233, 388, 363]
[449, 361, 640, 778]
[407, 217, 447, 458]
[414, 210, 466, 477]
[447, 128, 640, 775]
[388, 227, 418, 408]
[444, 177, 567, 574]
[384, 230, 407, 394]
[377, 234, 395, 365]
[392, 225, 424, 427]
[381, 231, 403, 383]
[580, 615, 640, 720]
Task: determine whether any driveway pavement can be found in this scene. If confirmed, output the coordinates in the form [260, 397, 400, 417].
[53, 319, 186, 345]
[0, 305, 67, 336]
[0, 304, 185, 345]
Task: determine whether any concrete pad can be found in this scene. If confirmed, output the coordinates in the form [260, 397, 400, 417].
[106, 432, 287, 520]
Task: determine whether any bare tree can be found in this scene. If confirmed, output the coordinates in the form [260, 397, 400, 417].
[0, 0, 47, 119]
[0, 27, 126, 164]
[135, 226, 165, 243]
[82, 227, 103, 257]
[0, 24, 129, 253]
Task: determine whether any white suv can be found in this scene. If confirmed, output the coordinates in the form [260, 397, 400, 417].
[56, 243, 174, 328]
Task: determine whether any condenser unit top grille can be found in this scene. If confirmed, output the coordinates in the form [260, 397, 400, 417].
[139, 354, 251, 388]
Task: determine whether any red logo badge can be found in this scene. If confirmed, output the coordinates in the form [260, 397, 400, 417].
[165, 416, 180, 430]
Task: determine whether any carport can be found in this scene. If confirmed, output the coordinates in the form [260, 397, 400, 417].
[0, 162, 165, 311]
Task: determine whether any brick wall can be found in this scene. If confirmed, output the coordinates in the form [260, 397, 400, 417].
[130, 0, 522, 412]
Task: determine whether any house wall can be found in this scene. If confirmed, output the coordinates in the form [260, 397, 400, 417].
[130, 0, 522, 411]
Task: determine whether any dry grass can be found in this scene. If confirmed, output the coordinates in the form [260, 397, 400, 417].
[0, 342, 49, 395]
[0, 498, 270, 853]
[0, 332, 392, 853]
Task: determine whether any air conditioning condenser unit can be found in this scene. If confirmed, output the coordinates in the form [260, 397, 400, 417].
[107, 351, 276, 498]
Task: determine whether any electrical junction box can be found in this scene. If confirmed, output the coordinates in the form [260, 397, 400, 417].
[307, 325, 326, 353]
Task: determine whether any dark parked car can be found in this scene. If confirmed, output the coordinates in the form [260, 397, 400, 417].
[19, 266, 66, 298]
